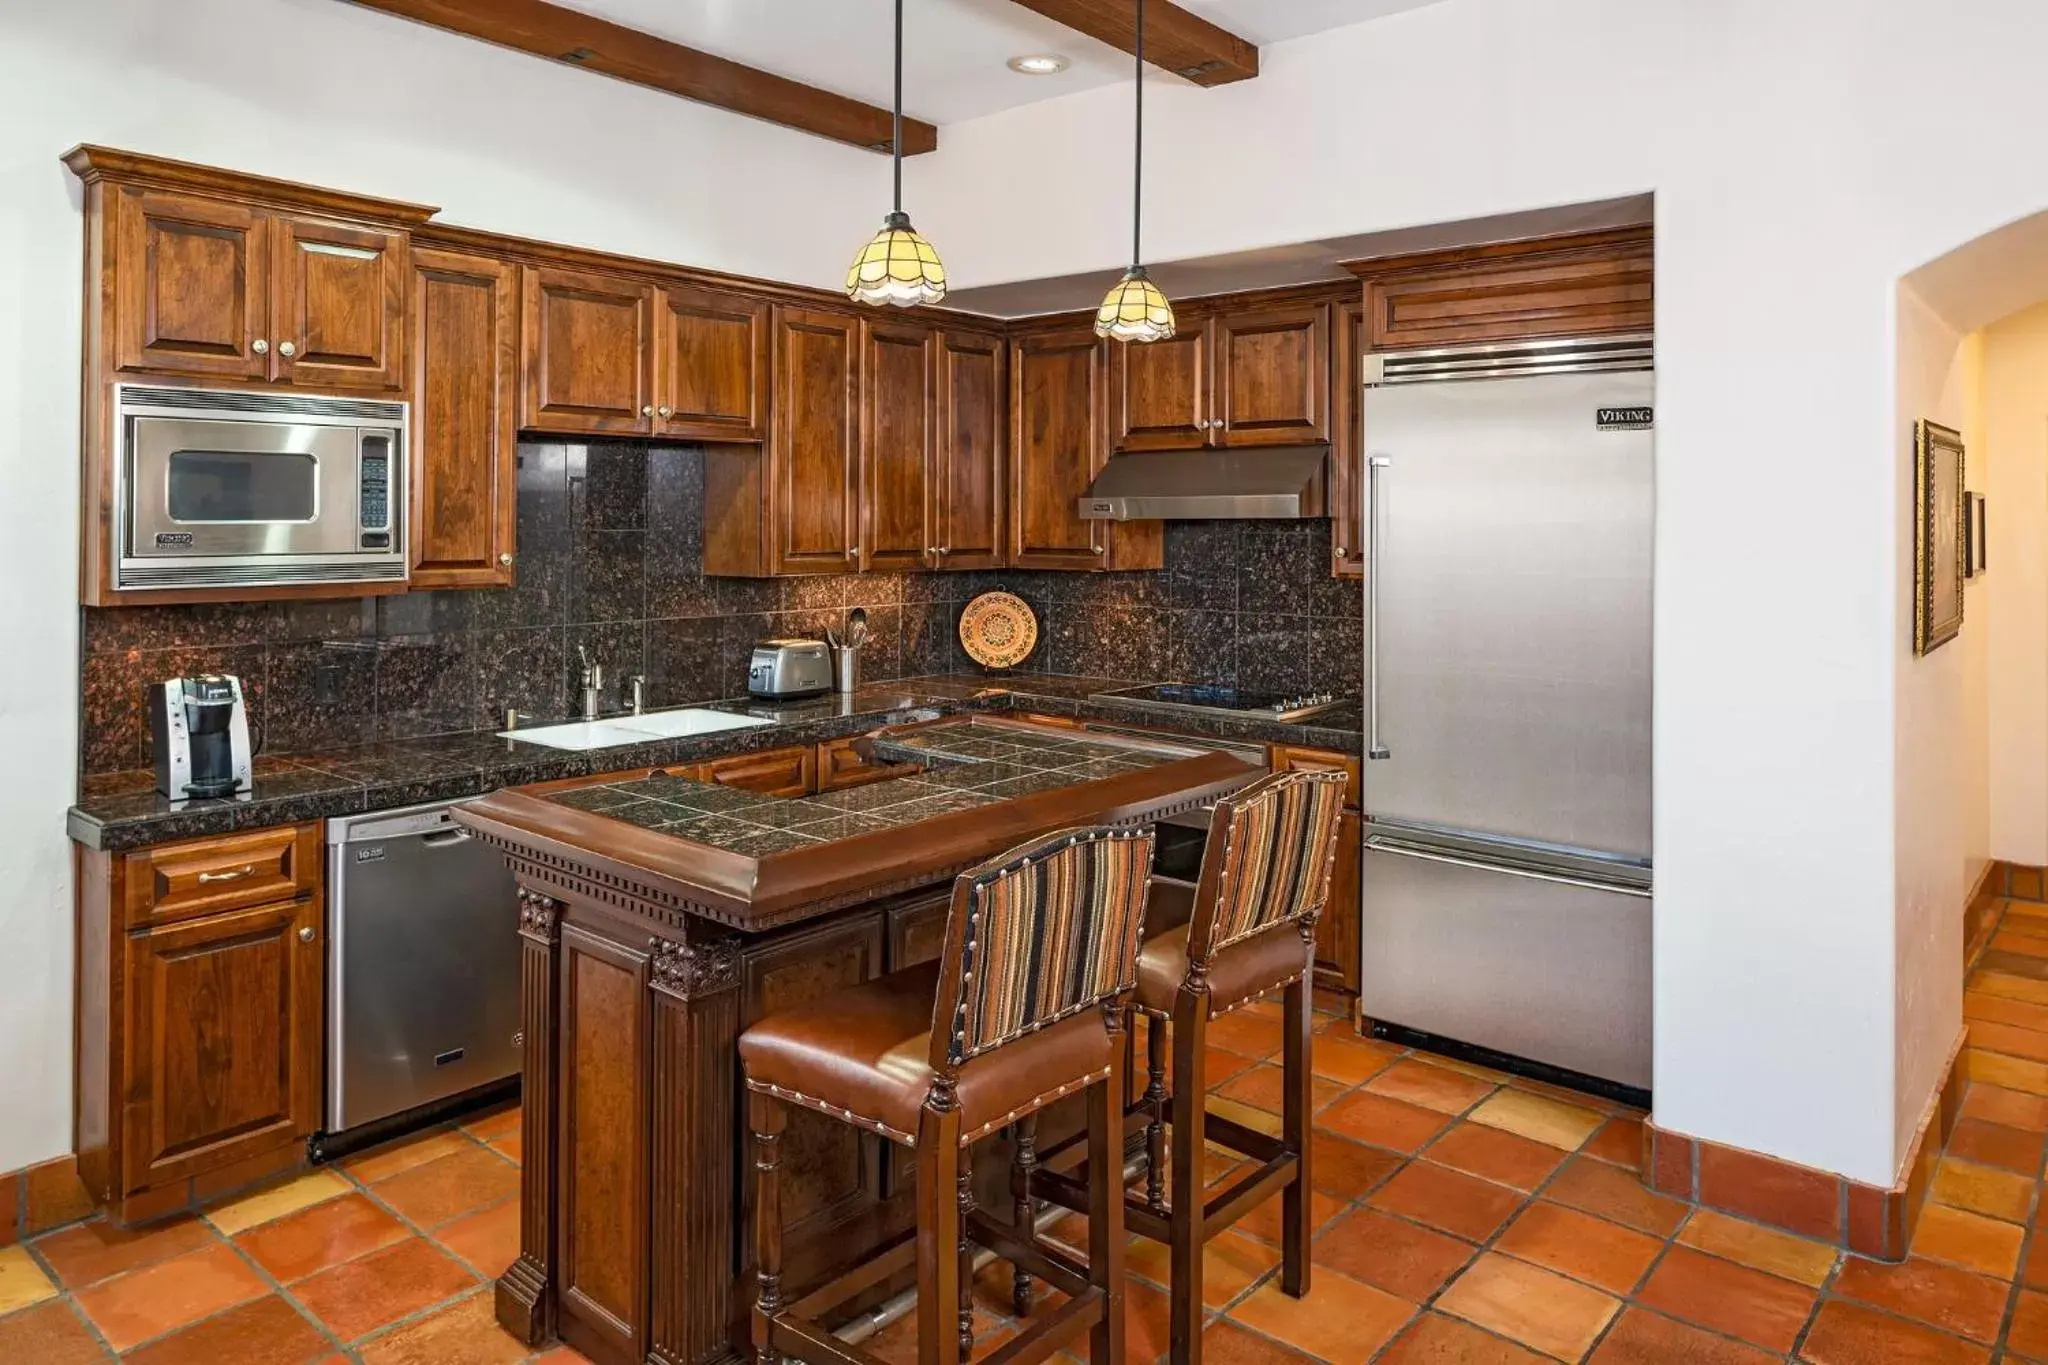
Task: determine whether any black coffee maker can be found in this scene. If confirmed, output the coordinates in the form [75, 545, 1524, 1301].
[149, 674, 253, 800]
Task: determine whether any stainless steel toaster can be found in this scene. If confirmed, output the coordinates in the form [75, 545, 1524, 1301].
[747, 639, 833, 699]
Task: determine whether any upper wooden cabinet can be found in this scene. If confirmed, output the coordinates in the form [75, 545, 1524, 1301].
[1111, 301, 1329, 450]
[932, 330, 1007, 571]
[1348, 227, 1654, 351]
[103, 185, 410, 392]
[859, 318, 936, 573]
[1011, 325, 1160, 571]
[1329, 299, 1366, 579]
[410, 247, 518, 588]
[770, 306, 863, 574]
[519, 266, 657, 434]
[659, 286, 770, 442]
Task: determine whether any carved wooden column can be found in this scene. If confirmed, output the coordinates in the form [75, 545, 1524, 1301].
[648, 932, 744, 1365]
[498, 888, 563, 1345]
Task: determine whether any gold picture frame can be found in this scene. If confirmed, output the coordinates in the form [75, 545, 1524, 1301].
[1914, 420, 1966, 656]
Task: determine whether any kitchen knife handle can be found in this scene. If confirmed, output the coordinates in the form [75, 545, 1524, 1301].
[1367, 455, 1391, 761]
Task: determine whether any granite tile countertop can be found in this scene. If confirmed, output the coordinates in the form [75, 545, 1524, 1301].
[68, 674, 1360, 853]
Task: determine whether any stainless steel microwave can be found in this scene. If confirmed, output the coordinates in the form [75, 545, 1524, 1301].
[115, 384, 408, 592]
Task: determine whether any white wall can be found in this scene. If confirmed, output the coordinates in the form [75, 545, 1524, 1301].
[0, 0, 893, 1175]
[913, 0, 2048, 1184]
[1985, 305, 2048, 866]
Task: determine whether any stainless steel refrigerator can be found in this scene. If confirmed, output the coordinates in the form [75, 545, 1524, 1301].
[1357, 336, 1654, 1093]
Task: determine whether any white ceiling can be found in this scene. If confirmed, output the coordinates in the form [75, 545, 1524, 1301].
[549, 0, 1445, 124]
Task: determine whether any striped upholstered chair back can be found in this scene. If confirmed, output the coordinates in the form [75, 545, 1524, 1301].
[1185, 769, 1349, 963]
[930, 824, 1155, 1070]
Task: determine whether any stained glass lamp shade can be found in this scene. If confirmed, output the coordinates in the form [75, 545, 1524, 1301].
[847, 210, 947, 307]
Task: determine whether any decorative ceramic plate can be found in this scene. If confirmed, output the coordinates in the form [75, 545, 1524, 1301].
[958, 591, 1039, 670]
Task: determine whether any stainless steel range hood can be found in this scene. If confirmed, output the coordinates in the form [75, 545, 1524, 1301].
[1076, 446, 1329, 520]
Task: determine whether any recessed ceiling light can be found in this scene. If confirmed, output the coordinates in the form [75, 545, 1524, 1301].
[1007, 54, 1070, 75]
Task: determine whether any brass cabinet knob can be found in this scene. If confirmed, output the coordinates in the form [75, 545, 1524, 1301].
[499, 552, 514, 567]
[641, 405, 654, 417]
[657, 405, 673, 418]
[1334, 546, 1347, 557]
[278, 340, 297, 359]
[252, 338, 269, 355]
[298, 926, 315, 943]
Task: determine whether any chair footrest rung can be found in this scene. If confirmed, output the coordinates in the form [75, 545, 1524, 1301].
[790, 1230, 919, 1321]
[977, 1288, 1106, 1365]
[965, 1209, 1089, 1299]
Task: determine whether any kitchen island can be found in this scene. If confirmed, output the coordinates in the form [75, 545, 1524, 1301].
[452, 713, 1259, 1365]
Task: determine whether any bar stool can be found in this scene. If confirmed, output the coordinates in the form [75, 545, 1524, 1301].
[1019, 769, 1348, 1365]
[742, 824, 1156, 1365]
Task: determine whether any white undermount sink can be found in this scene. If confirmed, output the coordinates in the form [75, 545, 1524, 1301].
[500, 708, 775, 751]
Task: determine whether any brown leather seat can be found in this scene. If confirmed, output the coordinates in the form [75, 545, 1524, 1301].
[738, 961, 1118, 1146]
[1135, 919, 1313, 1018]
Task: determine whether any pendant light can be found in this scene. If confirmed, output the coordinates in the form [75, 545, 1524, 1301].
[847, 0, 946, 307]
[1095, 0, 1175, 342]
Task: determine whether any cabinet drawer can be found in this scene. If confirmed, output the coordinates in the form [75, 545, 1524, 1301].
[121, 824, 320, 928]
[1272, 746, 1360, 811]
[817, 736, 917, 792]
[699, 745, 817, 798]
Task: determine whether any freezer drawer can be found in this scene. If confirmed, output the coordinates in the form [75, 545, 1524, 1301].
[1359, 838, 1651, 1090]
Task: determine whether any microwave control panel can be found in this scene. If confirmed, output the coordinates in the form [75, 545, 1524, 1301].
[359, 434, 392, 550]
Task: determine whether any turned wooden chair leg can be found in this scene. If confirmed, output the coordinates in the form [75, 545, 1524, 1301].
[958, 1162, 976, 1361]
[1280, 978, 1313, 1298]
[1168, 997, 1208, 1365]
[1010, 1117, 1038, 1317]
[750, 1091, 788, 1365]
[1143, 1014, 1169, 1214]
[1088, 1022, 1128, 1365]
[916, 1109, 964, 1365]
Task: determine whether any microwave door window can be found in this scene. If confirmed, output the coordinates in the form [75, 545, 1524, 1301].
[166, 450, 318, 523]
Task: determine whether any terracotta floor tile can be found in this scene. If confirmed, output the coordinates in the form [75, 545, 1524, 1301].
[1964, 989, 2048, 1033]
[1435, 1252, 1618, 1360]
[1228, 1265, 1415, 1361]
[1973, 971, 2048, 1008]
[1930, 1156, 2034, 1222]
[1067, 1277, 1173, 1363]
[533, 1349, 598, 1365]
[1466, 1091, 1605, 1150]
[1959, 1082, 2048, 1130]
[369, 1146, 519, 1230]
[341, 1129, 471, 1185]
[487, 1133, 523, 1166]
[1197, 1318, 1320, 1365]
[1376, 1312, 1549, 1364]
[1798, 1298, 1991, 1365]
[1911, 1203, 2024, 1278]
[1208, 1011, 1285, 1060]
[123, 1294, 335, 1365]
[1126, 1228, 1277, 1308]
[1307, 1129, 1402, 1198]
[235, 1192, 411, 1283]
[0, 1300, 111, 1364]
[1312, 1207, 1475, 1302]
[1423, 1124, 1567, 1192]
[432, 1199, 522, 1278]
[1203, 1046, 1257, 1089]
[1830, 1254, 2007, 1344]
[458, 1105, 521, 1144]
[205, 1171, 353, 1236]
[1992, 930, 2048, 958]
[1210, 1096, 1284, 1139]
[2010, 1288, 2048, 1361]
[1217, 1065, 1347, 1118]
[292, 1237, 477, 1343]
[1588, 1306, 1780, 1364]
[1580, 1116, 1645, 1170]
[1983, 956, 2048, 986]
[1946, 1116, 2045, 1174]
[1365, 1061, 1498, 1116]
[1368, 1163, 1523, 1243]
[1310, 1033, 1401, 1087]
[0, 1242, 63, 1315]
[1543, 1156, 1690, 1236]
[1230, 1185, 1344, 1246]
[70, 1244, 270, 1353]
[1633, 1246, 1817, 1352]
[1493, 1202, 1661, 1295]
[1676, 1209, 1839, 1287]
[1963, 1047, 2048, 1097]
[33, 1216, 217, 1289]
[356, 1290, 526, 1365]
[1319, 1092, 1453, 1155]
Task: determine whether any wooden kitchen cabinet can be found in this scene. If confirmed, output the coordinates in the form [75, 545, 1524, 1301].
[75, 821, 326, 1223]
[410, 247, 518, 587]
[1009, 324, 1161, 571]
[519, 265, 658, 434]
[1273, 746, 1363, 995]
[817, 735, 917, 792]
[859, 318, 937, 572]
[1110, 301, 1328, 451]
[1110, 314, 1210, 450]
[658, 285, 770, 442]
[1328, 299, 1367, 579]
[932, 329, 1008, 570]
[769, 306, 863, 574]
[270, 214, 409, 391]
[1351, 227, 1653, 352]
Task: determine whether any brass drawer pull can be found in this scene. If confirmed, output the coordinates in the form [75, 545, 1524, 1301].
[197, 865, 258, 883]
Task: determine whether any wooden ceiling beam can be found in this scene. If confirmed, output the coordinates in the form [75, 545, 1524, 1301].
[340, 0, 938, 155]
[1006, 0, 1258, 85]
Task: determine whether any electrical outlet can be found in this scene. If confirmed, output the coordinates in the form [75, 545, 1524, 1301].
[314, 664, 343, 704]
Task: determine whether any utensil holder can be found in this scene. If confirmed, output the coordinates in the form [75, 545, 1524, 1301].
[834, 645, 861, 694]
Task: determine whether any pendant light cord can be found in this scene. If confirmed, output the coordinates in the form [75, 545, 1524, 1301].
[893, 0, 904, 214]
[1132, 0, 1143, 270]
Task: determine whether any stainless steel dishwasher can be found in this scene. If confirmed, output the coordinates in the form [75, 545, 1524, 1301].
[326, 797, 521, 1137]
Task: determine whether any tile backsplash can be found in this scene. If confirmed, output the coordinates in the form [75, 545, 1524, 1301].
[78, 442, 1361, 776]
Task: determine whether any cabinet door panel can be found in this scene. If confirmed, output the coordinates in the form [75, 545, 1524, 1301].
[1362, 230, 1654, 350]
[934, 331, 1006, 570]
[1328, 300, 1366, 578]
[271, 216, 408, 390]
[521, 267, 656, 434]
[1315, 810, 1362, 995]
[410, 248, 518, 587]
[1215, 304, 1328, 446]
[771, 307, 862, 574]
[860, 319, 935, 573]
[112, 189, 270, 381]
[659, 286, 770, 442]
[121, 897, 321, 1193]
[1009, 328, 1109, 570]
[1111, 324, 1209, 450]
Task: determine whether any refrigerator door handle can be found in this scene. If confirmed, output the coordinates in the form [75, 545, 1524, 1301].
[1365, 833, 1653, 899]
[1367, 454, 1391, 760]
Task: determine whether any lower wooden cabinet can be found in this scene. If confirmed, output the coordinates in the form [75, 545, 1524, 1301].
[1273, 746, 1363, 995]
[76, 822, 326, 1222]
